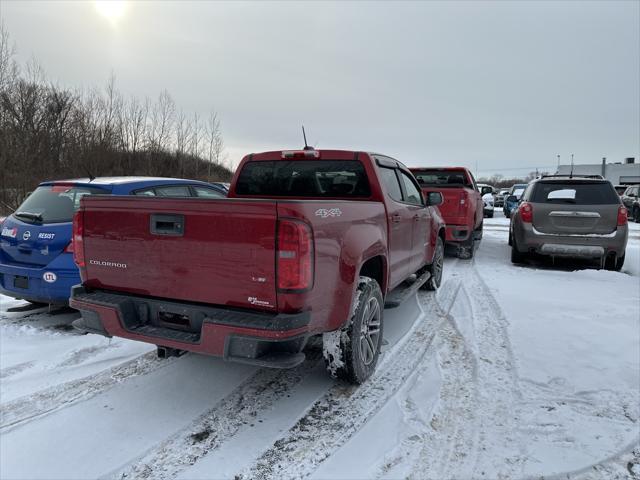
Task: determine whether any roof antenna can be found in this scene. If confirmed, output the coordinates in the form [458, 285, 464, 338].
[570, 153, 574, 178]
[302, 125, 313, 150]
[85, 167, 96, 182]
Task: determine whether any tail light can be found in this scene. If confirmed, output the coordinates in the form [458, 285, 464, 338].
[277, 219, 313, 291]
[519, 202, 533, 223]
[617, 205, 628, 226]
[72, 211, 85, 268]
[64, 242, 73, 253]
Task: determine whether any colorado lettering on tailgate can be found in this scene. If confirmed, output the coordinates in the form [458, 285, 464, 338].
[89, 259, 127, 269]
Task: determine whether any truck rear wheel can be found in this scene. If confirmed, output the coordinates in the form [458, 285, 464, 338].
[323, 276, 384, 384]
[423, 237, 444, 291]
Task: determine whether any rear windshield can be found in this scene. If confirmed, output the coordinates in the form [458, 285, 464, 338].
[235, 160, 371, 197]
[411, 170, 471, 187]
[13, 185, 106, 224]
[531, 182, 619, 205]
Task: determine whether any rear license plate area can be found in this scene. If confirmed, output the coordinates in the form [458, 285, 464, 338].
[158, 310, 191, 330]
[13, 276, 28, 289]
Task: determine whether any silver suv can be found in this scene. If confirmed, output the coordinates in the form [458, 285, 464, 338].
[509, 176, 628, 270]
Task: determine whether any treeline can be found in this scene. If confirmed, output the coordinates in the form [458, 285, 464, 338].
[477, 171, 549, 189]
[0, 25, 232, 215]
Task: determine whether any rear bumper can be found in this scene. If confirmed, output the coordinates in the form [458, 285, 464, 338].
[0, 258, 78, 304]
[69, 286, 312, 368]
[514, 223, 628, 258]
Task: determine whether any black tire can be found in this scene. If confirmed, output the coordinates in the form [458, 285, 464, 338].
[508, 230, 513, 246]
[605, 253, 625, 271]
[423, 237, 444, 291]
[633, 207, 640, 223]
[504, 211, 510, 219]
[487, 210, 494, 218]
[510, 234, 526, 264]
[323, 276, 384, 384]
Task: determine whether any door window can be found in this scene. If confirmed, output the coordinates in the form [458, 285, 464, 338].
[193, 186, 226, 198]
[379, 167, 403, 202]
[399, 171, 423, 205]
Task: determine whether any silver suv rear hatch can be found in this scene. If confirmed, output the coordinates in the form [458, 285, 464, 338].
[531, 181, 621, 235]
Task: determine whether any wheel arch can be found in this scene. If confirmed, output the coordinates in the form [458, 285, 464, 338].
[359, 255, 387, 295]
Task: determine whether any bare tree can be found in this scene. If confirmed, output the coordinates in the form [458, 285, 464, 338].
[205, 110, 225, 180]
[0, 25, 231, 214]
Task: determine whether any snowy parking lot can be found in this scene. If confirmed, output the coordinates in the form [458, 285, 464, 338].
[1, 211, 638, 480]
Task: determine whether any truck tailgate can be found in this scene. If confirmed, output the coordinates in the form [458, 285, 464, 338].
[421, 187, 467, 222]
[81, 197, 278, 311]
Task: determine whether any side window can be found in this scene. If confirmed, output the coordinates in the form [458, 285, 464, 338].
[134, 188, 156, 196]
[399, 171, 423, 206]
[193, 186, 225, 198]
[379, 167, 403, 202]
[154, 185, 191, 197]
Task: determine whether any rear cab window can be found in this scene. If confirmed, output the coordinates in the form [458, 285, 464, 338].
[531, 182, 620, 205]
[411, 169, 472, 188]
[13, 185, 106, 224]
[235, 160, 371, 198]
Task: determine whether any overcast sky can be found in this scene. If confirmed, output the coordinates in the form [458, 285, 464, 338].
[2, 0, 638, 176]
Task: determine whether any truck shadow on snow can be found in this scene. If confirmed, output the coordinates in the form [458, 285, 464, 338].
[0, 302, 82, 334]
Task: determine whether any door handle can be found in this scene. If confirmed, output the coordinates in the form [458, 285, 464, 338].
[391, 214, 402, 223]
[413, 214, 420, 222]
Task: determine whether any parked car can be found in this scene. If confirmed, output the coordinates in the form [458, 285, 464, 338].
[495, 189, 510, 207]
[477, 183, 496, 195]
[69, 149, 446, 384]
[614, 185, 628, 195]
[621, 185, 640, 222]
[411, 167, 483, 259]
[482, 193, 495, 218]
[503, 183, 528, 218]
[509, 175, 628, 270]
[0, 177, 227, 305]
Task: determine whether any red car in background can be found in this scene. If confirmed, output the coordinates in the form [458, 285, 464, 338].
[410, 167, 484, 259]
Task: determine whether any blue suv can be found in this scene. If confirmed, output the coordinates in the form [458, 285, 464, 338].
[0, 177, 227, 305]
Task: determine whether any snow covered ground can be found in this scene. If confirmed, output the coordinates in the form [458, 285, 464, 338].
[1, 210, 638, 479]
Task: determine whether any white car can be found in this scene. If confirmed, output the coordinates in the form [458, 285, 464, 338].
[482, 192, 494, 218]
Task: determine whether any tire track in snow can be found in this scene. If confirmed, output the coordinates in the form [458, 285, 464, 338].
[107, 349, 325, 480]
[394, 270, 481, 480]
[402, 259, 525, 480]
[234, 295, 444, 480]
[0, 351, 174, 430]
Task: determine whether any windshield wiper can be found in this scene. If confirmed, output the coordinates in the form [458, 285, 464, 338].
[14, 211, 43, 222]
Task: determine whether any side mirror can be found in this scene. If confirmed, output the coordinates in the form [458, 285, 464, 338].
[481, 186, 493, 196]
[506, 195, 518, 203]
[426, 191, 443, 206]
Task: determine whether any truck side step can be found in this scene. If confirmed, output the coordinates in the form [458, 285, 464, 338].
[384, 269, 431, 309]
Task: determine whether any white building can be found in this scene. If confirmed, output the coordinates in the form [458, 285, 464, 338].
[556, 158, 640, 185]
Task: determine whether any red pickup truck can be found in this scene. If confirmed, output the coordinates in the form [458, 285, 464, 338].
[410, 167, 483, 259]
[69, 149, 446, 384]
